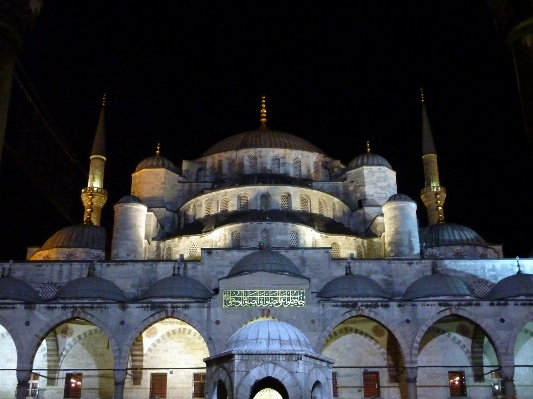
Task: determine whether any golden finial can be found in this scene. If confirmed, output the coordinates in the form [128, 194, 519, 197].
[435, 190, 445, 223]
[420, 87, 425, 103]
[102, 92, 107, 107]
[156, 143, 161, 156]
[366, 141, 371, 153]
[84, 192, 94, 225]
[260, 94, 267, 125]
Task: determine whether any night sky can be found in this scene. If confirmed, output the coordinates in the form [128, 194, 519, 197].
[1, 0, 531, 260]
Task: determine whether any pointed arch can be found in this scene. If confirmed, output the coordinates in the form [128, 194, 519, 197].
[236, 364, 300, 399]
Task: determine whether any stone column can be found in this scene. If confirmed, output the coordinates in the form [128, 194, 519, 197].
[0, 1, 41, 167]
[405, 367, 418, 399]
[114, 368, 127, 399]
[500, 362, 517, 399]
[16, 368, 31, 399]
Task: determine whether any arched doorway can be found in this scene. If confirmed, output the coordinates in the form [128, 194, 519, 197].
[251, 377, 288, 399]
[0, 323, 17, 398]
[514, 320, 533, 397]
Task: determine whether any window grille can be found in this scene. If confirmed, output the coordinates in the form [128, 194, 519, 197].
[248, 155, 258, 173]
[231, 231, 241, 248]
[271, 156, 280, 174]
[164, 247, 172, 260]
[281, 193, 291, 210]
[149, 373, 167, 399]
[331, 243, 341, 259]
[363, 371, 380, 398]
[239, 194, 249, 211]
[205, 199, 213, 216]
[448, 371, 467, 397]
[332, 371, 339, 398]
[227, 158, 235, 176]
[259, 229, 270, 248]
[289, 231, 299, 247]
[208, 163, 215, 178]
[220, 197, 229, 212]
[313, 161, 320, 180]
[318, 199, 325, 215]
[188, 243, 199, 260]
[193, 373, 206, 398]
[356, 245, 364, 259]
[293, 158, 301, 177]
[260, 193, 270, 210]
[64, 373, 82, 399]
[300, 195, 310, 212]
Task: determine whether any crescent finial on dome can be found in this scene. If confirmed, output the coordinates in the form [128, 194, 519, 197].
[156, 142, 161, 156]
[260, 94, 267, 126]
[366, 141, 371, 153]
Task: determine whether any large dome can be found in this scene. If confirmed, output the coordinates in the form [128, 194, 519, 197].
[318, 273, 390, 299]
[41, 224, 106, 251]
[202, 126, 324, 156]
[225, 319, 314, 353]
[228, 249, 302, 277]
[141, 274, 212, 300]
[403, 273, 476, 300]
[486, 272, 533, 300]
[419, 223, 487, 249]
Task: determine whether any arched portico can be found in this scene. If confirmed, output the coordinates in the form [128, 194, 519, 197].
[237, 364, 300, 399]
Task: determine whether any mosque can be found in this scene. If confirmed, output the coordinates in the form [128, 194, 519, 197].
[0, 92, 532, 399]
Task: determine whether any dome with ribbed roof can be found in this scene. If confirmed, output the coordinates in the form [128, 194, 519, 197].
[141, 274, 212, 300]
[118, 194, 144, 204]
[202, 126, 324, 157]
[53, 273, 127, 301]
[228, 249, 302, 277]
[403, 273, 475, 300]
[225, 319, 314, 353]
[135, 155, 180, 174]
[318, 273, 390, 299]
[486, 272, 533, 300]
[347, 152, 392, 170]
[387, 193, 415, 203]
[41, 224, 106, 251]
[0, 275, 40, 302]
[419, 223, 487, 249]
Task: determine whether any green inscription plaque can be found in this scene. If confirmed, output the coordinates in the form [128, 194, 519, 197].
[223, 290, 306, 308]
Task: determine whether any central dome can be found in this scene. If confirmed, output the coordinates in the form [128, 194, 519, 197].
[225, 319, 314, 353]
[202, 126, 324, 156]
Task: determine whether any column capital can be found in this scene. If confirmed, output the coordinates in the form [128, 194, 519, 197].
[404, 366, 418, 382]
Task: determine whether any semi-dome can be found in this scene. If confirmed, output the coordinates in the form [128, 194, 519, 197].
[347, 152, 392, 170]
[117, 194, 144, 204]
[228, 249, 302, 277]
[0, 275, 40, 302]
[135, 155, 180, 174]
[225, 319, 314, 353]
[318, 273, 390, 299]
[202, 126, 324, 157]
[41, 224, 106, 251]
[486, 272, 533, 300]
[141, 274, 212, 300]
[53, 272, 127, 301]
[403, 273, 476, 300]
[387, 193, 415, 203]
[419, 223, 487, 249]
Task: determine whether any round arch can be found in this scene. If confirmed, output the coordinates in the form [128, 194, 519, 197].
[0, 312, 29, 367]
[504, 308, 533, 356]
[251, 377, 288, 399]
[208, 366, 233, 399]
[305, 367, 331, 399]
[236, 363, 301, 399]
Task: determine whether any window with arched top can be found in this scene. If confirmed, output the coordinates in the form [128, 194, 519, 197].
[313, 161, 320, 180]
[188, 243, 199, 260]
[331, 243, 341, 259]
[220, 197, 229, 213]
[293, 158, 301, 178]
[196, 167, 205, 182]
[356, 245, 364, 259]
[318, 199, 325, 215]
[271, 156, 280, 174]
[239, 194, 249, 211]
[281, 193, 292, 210]
[231, 231, 241, 248]
[259, 229, 270, 248]
[164, 247, 172, 260]
[259, 193, 270, 211]
[289, 231, 299, 247]
[205, 199, 213, 216]
[300, 195, 310, 212]
[227, 158, 236, 176]
[248, 155, 258, 173]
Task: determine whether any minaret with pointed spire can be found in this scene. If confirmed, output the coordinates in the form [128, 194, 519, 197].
[81, 93, 108, 226]
[420, 88, 446, 225]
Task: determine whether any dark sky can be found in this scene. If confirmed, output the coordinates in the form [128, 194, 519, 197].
[1, 0, 531, 260]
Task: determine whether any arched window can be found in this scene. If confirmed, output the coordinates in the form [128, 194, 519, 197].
[164, 247, 172, 260]
[227, 158, 236, 176]
[293, 158, 301, 178]
[259, 193, 270, 211]
[318, 199, 325, 215]
[300, 195, 310, 212]
[231, 231, 241, 248]
[239, 194, 249, 211]
[281, 193, 292, 210]
[271, 156, 280, 174]
[188, 243, 199, 260]
[289, 231, 299, 247]
[313, 161, 320, 180]
[356, 245, 364, 259]
[248, 155, 258, 173]
[205, 199, 213, 216]
[220, 197, 229, 212]
[331, 242, 341, 259]
[196, 167, 206, 182]
[259, 229, 270, 248]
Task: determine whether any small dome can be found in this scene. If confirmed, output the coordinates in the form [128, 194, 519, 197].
[318, 274, 390, 299]
[202, 127, 324, 157]
[347, 152, 392, 170]
[135, 155, 180, 174]
[53, 274, 127, 301]
[118, 194, 144, 204]
[419, 223, 487, 249]
[141, 274, 212, 300]
[0, 275, 40, 302]
[403, 273, 476, 300]
[228, 249, 302, 277]
[41, 224, 106, 251]
[225, 319, 314, 353]
[387, 193, 415, 203]
[486, 272, 533, 300]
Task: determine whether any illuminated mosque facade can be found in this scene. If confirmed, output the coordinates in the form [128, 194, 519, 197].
[1, 93, 532, 399]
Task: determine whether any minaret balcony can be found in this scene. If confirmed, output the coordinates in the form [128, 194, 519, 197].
[82, 187, 108, 196]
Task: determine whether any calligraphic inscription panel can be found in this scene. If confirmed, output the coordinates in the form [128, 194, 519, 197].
[223, 290, 305, 308]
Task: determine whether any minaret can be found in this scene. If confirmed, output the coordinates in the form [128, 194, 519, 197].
[81, 93, 108, 226]
[419, 88, 446, 225]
